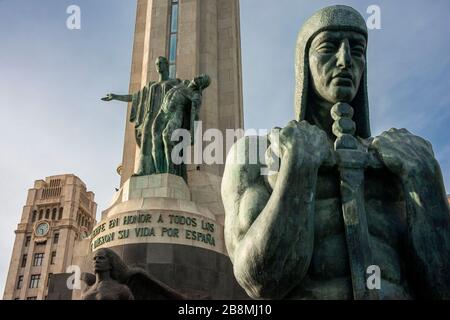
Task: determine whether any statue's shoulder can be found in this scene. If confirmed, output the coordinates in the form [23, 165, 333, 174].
[141, 81, 156, 93]
[223, 136, 271, 201]
[118, 282, 133, 294]
[228, 135, 268, 161]
[225, 135, 268, 179]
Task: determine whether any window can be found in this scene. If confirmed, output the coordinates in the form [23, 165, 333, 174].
[26, 296, 37, 300]
[17, 276, 23, 289]
[51, 208, 56, 220]
[58, 207, 63, 220]
[50, 251, 56, 265]
[25, 236, 31, 247]
[169, 34, 177, 63]
[32, 211, 37, 222]
[38, 210, 43, 220]
[168, 0, 179, 78]
[29, 275, 40, 289]
[170, 1, 179, 33]
[33, 253, 44, 266]
[21, 254, 27, 268]
[45, 209, 50, 219]
[53, 233, 59, 244]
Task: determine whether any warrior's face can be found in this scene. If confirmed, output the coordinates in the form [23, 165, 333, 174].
[93, 250, 111, 272]
[155, 57, 169, 74]
[308, 30, 366, 104]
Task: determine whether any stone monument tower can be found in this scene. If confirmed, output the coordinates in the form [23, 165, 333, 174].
[121, 0, 243, 184]
[78, 0, 246, 299]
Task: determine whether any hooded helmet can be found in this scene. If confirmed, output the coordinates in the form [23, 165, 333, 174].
[295, 5, 371, 138]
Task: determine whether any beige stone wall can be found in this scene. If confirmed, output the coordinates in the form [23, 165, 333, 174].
[2, 232, 25, 300]
[2, 175, 97, 300]
[70, 239, 92, 300]
[187, 170, 225, 223]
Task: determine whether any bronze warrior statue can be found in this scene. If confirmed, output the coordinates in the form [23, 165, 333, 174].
[102, 58, 210, 180]
[222, 5, 450, 300]
[102, 57, 181, 177]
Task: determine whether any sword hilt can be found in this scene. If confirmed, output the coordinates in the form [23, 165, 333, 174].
[327, 102, 383, 170]
[330, 102, 380, 300]
[331, 102, 358, 151]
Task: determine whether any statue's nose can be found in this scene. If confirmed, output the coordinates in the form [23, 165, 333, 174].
[336, 40, 352, 69]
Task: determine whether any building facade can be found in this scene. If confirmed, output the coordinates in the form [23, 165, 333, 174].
[3, 175, 97, 300]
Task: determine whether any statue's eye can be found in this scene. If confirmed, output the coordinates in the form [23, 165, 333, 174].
[351, 44, 366, 56]
[316, 42, 336, 54]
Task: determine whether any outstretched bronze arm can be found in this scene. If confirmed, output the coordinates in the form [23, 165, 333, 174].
[101, 93, 133, 103]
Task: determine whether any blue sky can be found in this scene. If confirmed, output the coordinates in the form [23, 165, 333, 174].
[0, 0, 449, 295]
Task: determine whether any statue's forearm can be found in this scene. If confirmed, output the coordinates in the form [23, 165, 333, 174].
[190, 107, 197, 128]
[233, 155, 317, 299]
[190, 104, 199, 143]
[402, 168, 450, 299]
[113, 94, 133, 102]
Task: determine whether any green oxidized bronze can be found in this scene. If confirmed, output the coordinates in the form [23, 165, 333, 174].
[102, 57, 210, 179]
[152, 74, 211, 177]
[222, 5, 450, 300]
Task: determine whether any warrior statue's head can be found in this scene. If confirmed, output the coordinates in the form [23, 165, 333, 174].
[155, 56, 170, 77]
[295, 5, 371, 138]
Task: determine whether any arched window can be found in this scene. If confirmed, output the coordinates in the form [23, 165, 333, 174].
[51, 208, 57, 220]
[45, 209, 50, 219]
[32, 211, 37, 223]
[58, 207, 63, 220]
[39, 210, 43, 220]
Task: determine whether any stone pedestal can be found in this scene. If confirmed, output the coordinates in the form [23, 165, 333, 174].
[76, 174, 246, 299]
